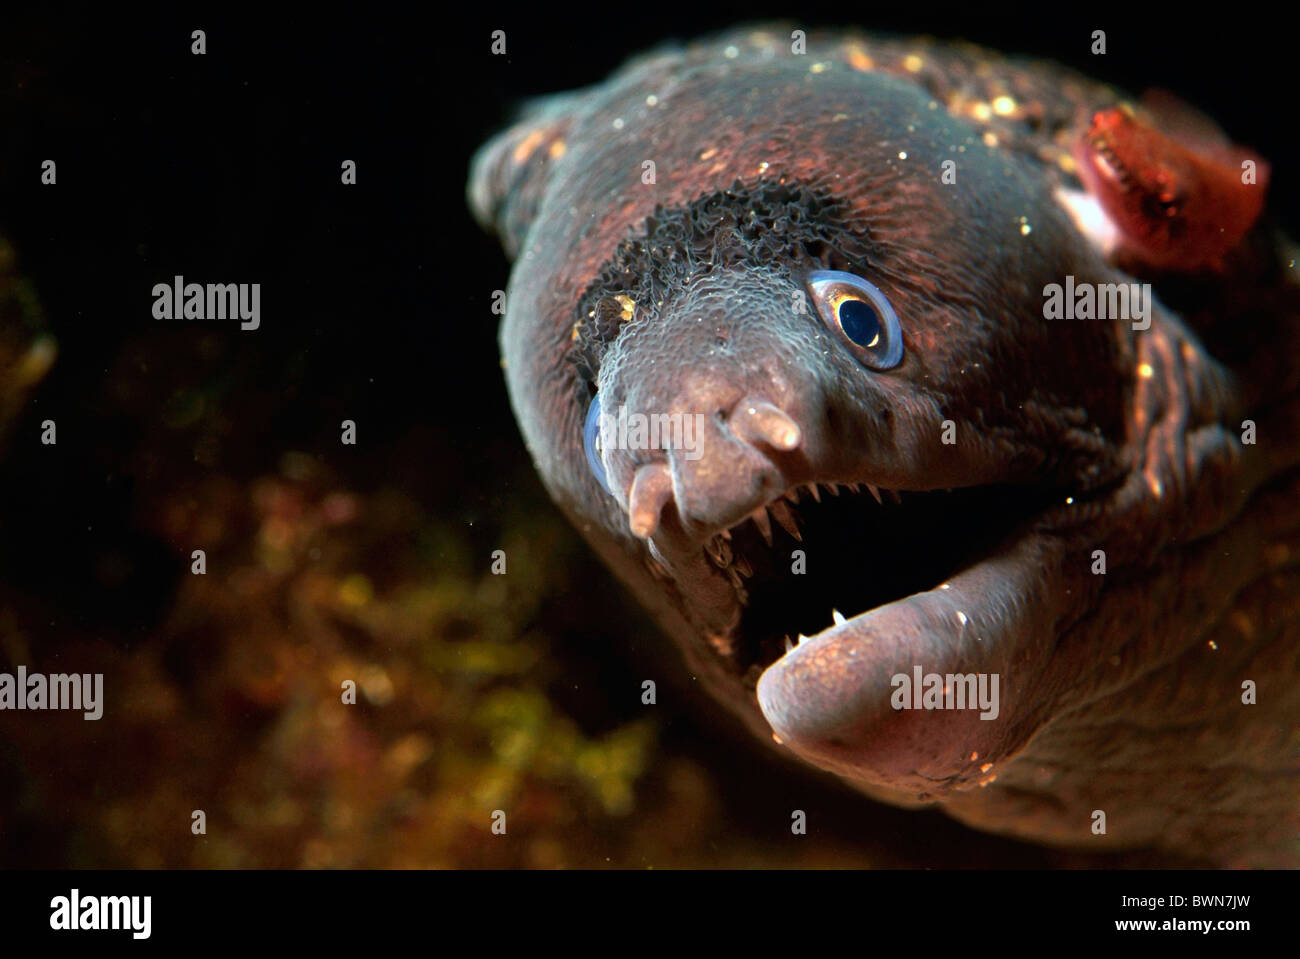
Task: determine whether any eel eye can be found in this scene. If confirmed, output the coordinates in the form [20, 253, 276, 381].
[584, 393, 612, 493]
[806, 270, 904, 370]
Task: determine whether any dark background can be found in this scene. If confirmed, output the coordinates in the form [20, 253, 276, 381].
[0, 3, 1288, 867]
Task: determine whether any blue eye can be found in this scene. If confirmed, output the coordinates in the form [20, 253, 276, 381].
[584, 393, 612, 493]
[806, 270, 904, 370]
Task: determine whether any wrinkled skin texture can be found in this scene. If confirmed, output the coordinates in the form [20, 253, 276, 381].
[470, 27, 1300, 866]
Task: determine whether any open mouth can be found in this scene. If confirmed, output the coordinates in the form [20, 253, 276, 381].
[700, 481, 1060, 681]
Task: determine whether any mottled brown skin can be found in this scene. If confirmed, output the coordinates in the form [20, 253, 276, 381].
[470, 27, 1300, 865]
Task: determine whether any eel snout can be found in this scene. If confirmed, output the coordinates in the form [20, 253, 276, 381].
[619, 394, 804, 541]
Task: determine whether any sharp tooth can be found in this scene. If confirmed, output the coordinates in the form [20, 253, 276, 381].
[846, 483, 862, 494]
[806, 483, 821, 503]
[832, 609, 847, 625]
[827, 484, 841, 496]
[734, 553, 753, 577]
[719, 528, 732, 541]
[784, 636, 794, 653]
[886, 488, 902, 504]
[751, 507, 773, 546]
[866, 483, 882, 504]
[784, 487, 800, 505]
[647, 539, 670, 569]
[797, 633, 810, 645]
[768, 499, 801, 541]
[705, 535, 733, 568]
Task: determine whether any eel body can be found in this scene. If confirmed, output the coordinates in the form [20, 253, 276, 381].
[470, 26, 1300, 865]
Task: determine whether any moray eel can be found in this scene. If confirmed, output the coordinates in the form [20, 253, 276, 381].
[469, 27, 1300, 866]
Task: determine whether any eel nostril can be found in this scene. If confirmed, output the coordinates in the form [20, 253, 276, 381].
[627, 461, 675, 539]
[730, 396, 802, 452]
